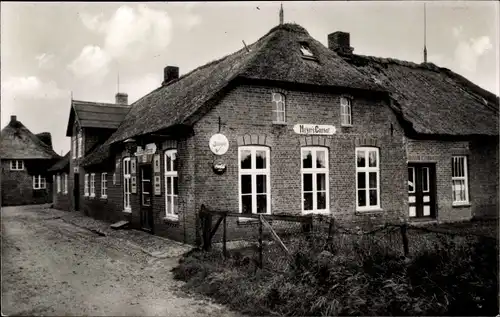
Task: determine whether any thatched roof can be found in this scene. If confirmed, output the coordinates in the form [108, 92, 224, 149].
[339, 53, 499, 136]
[66, 100, 131, 136]
[48, 151, 70, 172]
[80, 143, 111, 167]
[0, 118, 60, 159]
[104, 23, 383, 145]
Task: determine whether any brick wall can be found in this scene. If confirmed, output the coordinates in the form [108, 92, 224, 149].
[192, 84, 408, 242]
[405, 138, 499, 222]
[1, 160, 53, 206]
[52, 173, 71, 211]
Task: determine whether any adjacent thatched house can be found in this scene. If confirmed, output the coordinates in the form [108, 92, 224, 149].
[48, 151, 70, 211]
[67, 23, 497, 245]
[0, 115, 60, 206]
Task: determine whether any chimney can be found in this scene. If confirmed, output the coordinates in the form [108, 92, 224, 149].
[115, 93, 128, 105]
[163, 66, 179, 85]
[328, 31, 354, 55]
[10, 115, 17, 123]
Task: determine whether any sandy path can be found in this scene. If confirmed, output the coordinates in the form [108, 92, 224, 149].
[1, 206, 240, 316]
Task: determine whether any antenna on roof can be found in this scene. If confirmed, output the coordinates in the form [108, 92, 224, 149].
[423, 3, 428, 63]
[279, 2, 284, 25]
[242, 40, 250, 52]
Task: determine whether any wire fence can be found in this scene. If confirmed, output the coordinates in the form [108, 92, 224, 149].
[198, 205, 497, 273]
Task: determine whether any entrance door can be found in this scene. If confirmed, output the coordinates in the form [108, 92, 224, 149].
[408, 164, 436, 218]
[74, 173, 80, 211]
[140, 165, 153, 232]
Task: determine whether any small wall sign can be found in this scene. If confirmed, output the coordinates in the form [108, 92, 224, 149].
[213, 160, 227, 175]
[209, 133, 229, 155]
[293, 124, 336, 135]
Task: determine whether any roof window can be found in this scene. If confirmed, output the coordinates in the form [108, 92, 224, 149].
[299, 43, 317, 61]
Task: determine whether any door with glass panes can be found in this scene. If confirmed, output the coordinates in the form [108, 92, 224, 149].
[140, 165, 153, 231]
[408, 164, 436, 218]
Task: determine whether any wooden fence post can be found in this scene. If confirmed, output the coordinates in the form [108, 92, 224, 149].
[401, 223, 409, 256]
[223, 213, 227, 258]
[203, 212, 213, 251]
[258, 215, 263, 269]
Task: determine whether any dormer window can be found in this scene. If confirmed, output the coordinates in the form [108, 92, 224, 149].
[272, 92, 286, 124]
[340, 96, 352, 126]
[300, 43, 317, 61]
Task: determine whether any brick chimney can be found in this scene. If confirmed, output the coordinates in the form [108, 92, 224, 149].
[162, 66, 179, 85]
[328, 31, 354, 55]
[10, 115, 17, 123]
[115, 93, 128, 105]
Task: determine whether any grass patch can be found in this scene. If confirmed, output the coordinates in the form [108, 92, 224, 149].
[173, 228, 498, 316]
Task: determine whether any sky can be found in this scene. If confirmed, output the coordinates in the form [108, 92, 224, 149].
[1, 1, 499, 156]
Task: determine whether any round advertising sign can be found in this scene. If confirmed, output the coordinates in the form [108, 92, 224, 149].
[209, 133, 229, 155]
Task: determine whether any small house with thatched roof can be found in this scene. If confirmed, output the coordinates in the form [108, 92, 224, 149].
[48, 151, 70, 211]
[0, 115, 60, 206]
[73, 23, 497, 245]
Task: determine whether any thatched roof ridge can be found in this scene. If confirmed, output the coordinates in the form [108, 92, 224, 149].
[103, 23, 383, 146]
[340, 52, 499, 136]
[48, 151, 70, 172]
[0, 118, 60, 159]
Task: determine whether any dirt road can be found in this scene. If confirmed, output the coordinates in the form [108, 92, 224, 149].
[1, 206, 239, 316]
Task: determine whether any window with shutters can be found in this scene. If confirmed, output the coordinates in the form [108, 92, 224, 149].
[101, 173, 107, 198]
[452, 156, 469, 205]
[90, 173, 95, 197]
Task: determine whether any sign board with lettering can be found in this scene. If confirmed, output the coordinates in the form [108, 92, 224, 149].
[293, 124, 336, 135]
[209, 134, 229, 155]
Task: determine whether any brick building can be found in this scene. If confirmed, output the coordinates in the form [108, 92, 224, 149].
[63, 24, 497, 245]
[0, 115, 60, 206]
[48, 152, 70, 211]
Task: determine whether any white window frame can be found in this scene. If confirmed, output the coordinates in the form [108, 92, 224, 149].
[101, 173, 107, 198]
[57, 174, 61, 193]
[77, 130, 83, 158]
[72, 136, 77, 159]
[355, 147, 381, 211]
[408, 167, 415, 193]
[84, 173, 89, 196]
[90, 173, 95, 197]
[340, 96, 352, 126]
[301, 147, 330, 214]
[113, 172, 117, 185]
[64, 173, 68, 194]
[271, 92, 286, 124]
[123, 157, 131, 212]
[10, 160, 24, 170]
[33, 175, 46, 190]
[452, 156, 469, 205]
[164, 149, 179, 220]
[238, 146, 271, 215]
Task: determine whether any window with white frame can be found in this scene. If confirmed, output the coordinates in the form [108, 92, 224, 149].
[340, 96, 352, 126]
[33, 175, 46, 190]
[164, 150, 178, 219]
[63, 173, 68, 194]
[72, 136, 77, 159]
[302, 147, 329, 213]
[84, 174, 89, 196]
[57, 174, 61, 193]
[101, 173, 107, 198]
[123, 158, 131, 211]
[239, 146, 271, 215]
[90, 173, 95, 197]
[356, 147, 380, 211]
[10, 160, 24, 170]
[271, 92, 286, 123]
[452, 156, 469, 204]
[77, 130, 83, 158]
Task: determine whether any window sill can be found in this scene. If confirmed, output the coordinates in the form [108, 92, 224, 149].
[100, 196, 108, 200]
[355, 208, 384, 214]
[123, 209, 132, 213]
[163, 216, 179, 224]
[341, 124, 353, 128]
[452, 202, 471, 208]
[90, 195, 96, 199]
[272, 121, 287, 126]
[302, 210, 330, 215]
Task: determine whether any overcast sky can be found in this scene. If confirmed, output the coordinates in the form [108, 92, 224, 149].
[1, 1, 498, 155]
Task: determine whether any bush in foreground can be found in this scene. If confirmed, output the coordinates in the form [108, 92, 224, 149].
[172, 235, 498, 316]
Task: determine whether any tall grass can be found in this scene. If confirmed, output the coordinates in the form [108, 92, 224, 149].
[173, 231, 498, 316]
